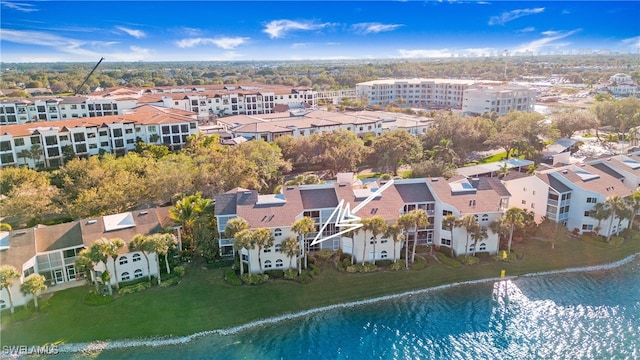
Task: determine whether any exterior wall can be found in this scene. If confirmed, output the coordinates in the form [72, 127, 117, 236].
[502, 176, 550, 223]
[341, 230, 402, 263]
[111, 251, 160, 283]
[241, 227, 298, 274]
[462, 86, 536, 116]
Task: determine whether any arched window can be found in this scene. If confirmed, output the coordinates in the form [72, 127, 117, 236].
[132, 253, 142, 262]
[265, 260, 272, 269]
[134, 269, 143, 278]
[264, 246, 272, 253]
[482, 214, 489, 222]
[381, 250, 388, 259]
[275, 259, 284, 268]
[275, 244, 282, 253]
[274, 228, 282, 237]
[121, 272, 130, 281]
[0, 300, 6, 309]
[479, 243, 486, 251]
[119, 256, 128, 265]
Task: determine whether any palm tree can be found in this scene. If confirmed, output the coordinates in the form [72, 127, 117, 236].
[458, 214, 478, 257]
[128, 235, 155, 283]
[151, 233, 177, 275]
[590, 202, 611, 235]
[367, 216, 388, 265]
[170, 192, 211, 251]
[253, 228, 274, 273]
[224, 217, 249, 263]
[28, 144, 43, 168]
[605, 196, 626, 242]
[102, 238, 124, 291]
[76, 248, 98, 291]
[20, 274, 47, 310]
[489, 217, 510, 250]
[410, 209, 429, 264]
[385, 223, 404, 263]
[360, 218, 372, 264]
[344, 227, 360, 265]
[0, 265, 21, 314]
[90, 239, 113, 294]
[16, 149, 31, 167]
[397, 213, 415, 270]
[471, 226, 488, 256]
[431, 138, 458, 164]
[291, 216, 315, 272]
[625, 189, 640, 230]
[234, 229, 256, 275]
[280, 237, 300, 270]
[442, 214, 458, 257]
[504, 207, 525, 253]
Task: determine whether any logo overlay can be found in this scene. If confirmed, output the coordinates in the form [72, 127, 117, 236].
[310, 179, 394, 246]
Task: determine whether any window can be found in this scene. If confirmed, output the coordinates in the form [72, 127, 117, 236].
[521, 200, 527, 205]
[582, 224, 594, 231]
[73, 133, 85, 142]
[276, 259, 284, 268]
[584, 211, 591, 217]
[1, 153, 15, 163]
[87, 133, 96, 139]
[132, 254, 141, 262]
[99, 131, 108, 137]
[381, 250, 388, 259]
[274, 228, 282, 237]
[479, 243, 486, 251]
[586, 197, 597, 203]
[14, 138, 24, 146]
[31, 136, 41, 144]
[264, 260, 272, 269]
[275, 244, 281, 253]
[125, 129, 133, 134]
[59, 135, 68, 142]
[112, 129, 123, 137]
[119, 256, 128, 265]
[134, 269, 143, 279]
[264, 246, 272, 253]
[121, 272, 130, 281]
[440, 238, 451, 246]
[0, 141, 11, 151]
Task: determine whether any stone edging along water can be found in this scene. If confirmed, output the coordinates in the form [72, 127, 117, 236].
[56, 252, 640, 354]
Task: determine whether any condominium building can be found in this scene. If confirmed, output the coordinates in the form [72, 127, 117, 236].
[462, 84, 536, 116]
[596, 73, 639, 97]
[0, 105, 198, 169]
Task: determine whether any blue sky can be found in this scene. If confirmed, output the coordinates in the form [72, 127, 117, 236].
[0, 1, 638, 62]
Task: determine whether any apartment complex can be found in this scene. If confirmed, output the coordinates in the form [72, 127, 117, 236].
[355, 78, 536, 115]
[215, 174, 509, 274]
[596, 73, 639, 97]
[0, 105, 198, 168]
[0, 84, 356, 126]
[0, 207, 174, 309]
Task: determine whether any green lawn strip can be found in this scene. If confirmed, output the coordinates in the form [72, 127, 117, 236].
[3, 237, 639, 346]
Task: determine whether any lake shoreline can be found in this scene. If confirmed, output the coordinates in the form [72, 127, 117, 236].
[55, 251, 640, 355]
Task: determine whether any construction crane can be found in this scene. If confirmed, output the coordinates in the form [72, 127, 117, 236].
[74, 57, 104, 96]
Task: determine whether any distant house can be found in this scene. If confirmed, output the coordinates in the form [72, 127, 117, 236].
[0, 207, 175, 309]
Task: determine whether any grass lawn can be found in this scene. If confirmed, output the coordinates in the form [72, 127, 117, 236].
[2, 235, 639, 346]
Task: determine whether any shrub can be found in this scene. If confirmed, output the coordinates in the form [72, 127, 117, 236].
[459, 256, 480, 265]
[390, 260, 406, 271]
[310, 264, 320, 276]
[82, 291, 115, 306]
[342, 258, 352, 268]
[119, 281, 152, 295]
[336, 261, 345, 272]
[264, 270, 285, 279]
[284, 269, 298, 280]
[376, 260, 393, 268]
[315, 249, 334, 260]
[173, 266, 185, 277]
[414, 245, 430, 254]
[411, 256, 427, 270]
[241, 273, 269, 285]
[609, 236, 624, 247]
[299, 273, 313, 284]
[435, 253, 462, 268]
[159, 277, 181, 288]
[224, 269, 242, 286]
[346, 264, 361, 273]
[363, 262, 378, 272]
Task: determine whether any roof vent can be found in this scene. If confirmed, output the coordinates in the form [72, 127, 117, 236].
[562, 170, 568, 174]
[431, 178, 439, 182]
[87, 220, 97, 225]
[139, 211, 149, 215]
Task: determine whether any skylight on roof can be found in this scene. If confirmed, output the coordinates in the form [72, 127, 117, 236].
[103, 212, 136, 232]
[449, 179, 477, 194]
[574, 169, 600, 181]
[621, 159, 640, 170]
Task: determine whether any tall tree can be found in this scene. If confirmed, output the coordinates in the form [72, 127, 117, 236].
[605, 196, 626, 242]
[385, 223, 404, 264]
[625, 189, 640, 230]
[590, 202, 611, 234]
[458, 214, 478, 257]
[151, 233, 177, 275]
[367, 216, 388, 265]
[410, 209, 429, 263]
[102, 238, 124, 291]
[224, 217, 250, 265]
[253, 228, 274, 274]
[128, 235, 155, 283]
[170, 192, 211, 251]
[76, 248, 99, 291]
[360, 218, 372, 265]
[292, 216, 315, 273]
[233, 229, 256, 275]
[20, 274, 47, 310]
[0, 265, 21, 314]
[442, 214, 458, 258]
[504, 208, 525, 253]
[397, 213, 415, 270]
[471, 226, 488, 256]
[370, 129, 423, 175]
[280, 237, 300, 270]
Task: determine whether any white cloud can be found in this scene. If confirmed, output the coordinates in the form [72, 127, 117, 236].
[518, 27, 536, 33]
[0, 29, 152, 62]
[512, 29, 580, 54]
[263, 19, 331, 39]
[1, 1, 38, 12]
[175, 37, 249, 49]
[621, 36, 640, 49]
[116, 26, 146, 39]
[398, 48, 453, 58]
[352, 22, 402, 34]
[489, 7, 544, 25]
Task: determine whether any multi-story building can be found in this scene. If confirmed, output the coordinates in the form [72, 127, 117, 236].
[214, 174, 510, 273]
[0, 207, 175, 309]
[462, 84, 536, 116]
[596, 73, 639, 97]
[0, 105, 198, 169]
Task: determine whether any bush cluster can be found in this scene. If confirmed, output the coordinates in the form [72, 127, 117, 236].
[435, 253, 462, 268]
[224, 269, 242, 286]
[315, 249, 334, 260]
[284, 269, 298, 280]
[119, 281, 152, 295]
[346, 262, 378, 273]
[264, 269, 285, 279]
[376, 260, 393, 268]
[458, 256, 480, 265]
[173, 266, 185, 277]
[158, 277, 181, 288]
[241, 273, 269, 285]
[390, 259, 406, 270]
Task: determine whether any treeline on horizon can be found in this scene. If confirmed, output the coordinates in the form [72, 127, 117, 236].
[2, 96, 639, 231]
[1, 54, 639, 95]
